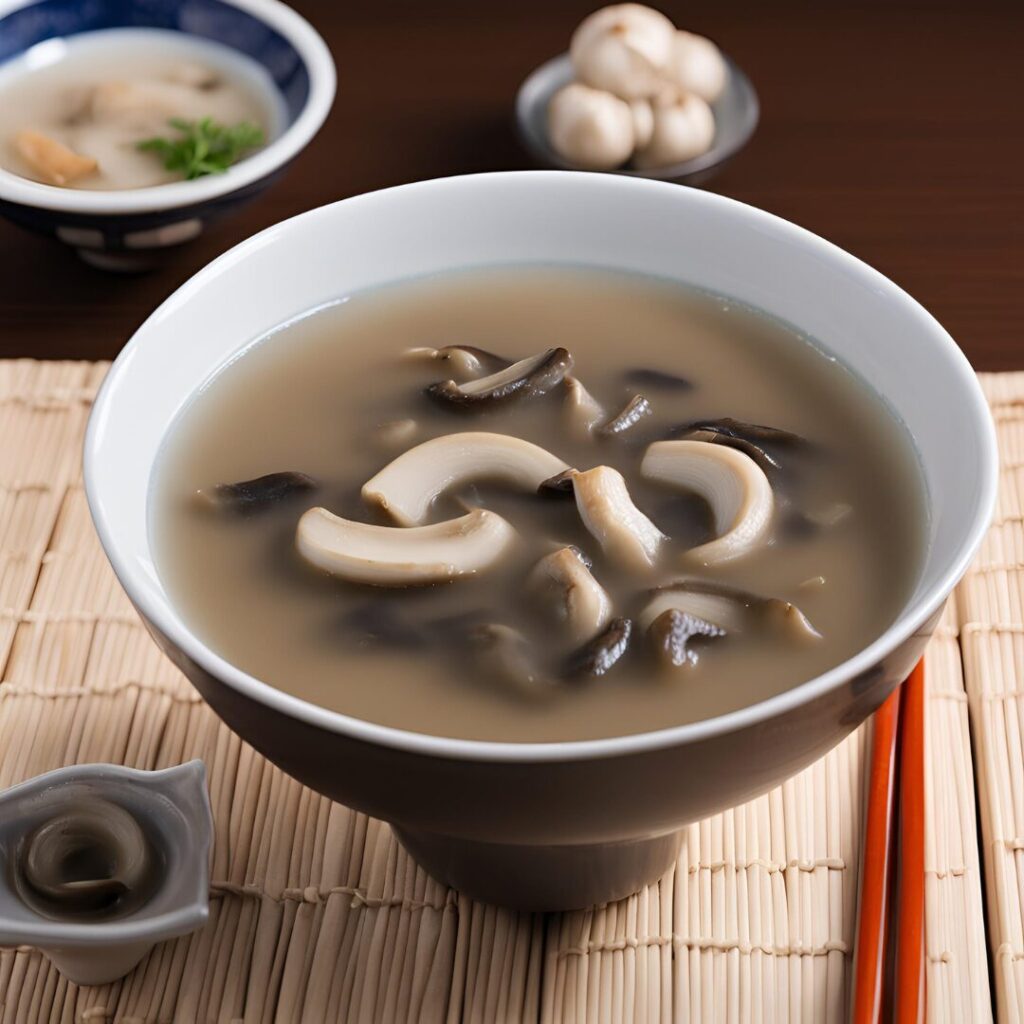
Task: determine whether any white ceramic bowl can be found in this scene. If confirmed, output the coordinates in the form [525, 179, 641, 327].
[0, 0, 335, 270]
[85, 172, 998, 910]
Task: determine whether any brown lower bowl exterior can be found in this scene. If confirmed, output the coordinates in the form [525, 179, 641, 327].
[138, 603, 940, 911]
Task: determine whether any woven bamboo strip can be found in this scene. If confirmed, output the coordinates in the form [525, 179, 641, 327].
[0, 361, 997, 1022]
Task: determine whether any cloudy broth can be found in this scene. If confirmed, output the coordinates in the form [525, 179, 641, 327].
[0, 29, 281, 190]
[152, 267, 926, 742]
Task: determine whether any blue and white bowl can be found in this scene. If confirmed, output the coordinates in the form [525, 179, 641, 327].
[0, 0, 335, 269]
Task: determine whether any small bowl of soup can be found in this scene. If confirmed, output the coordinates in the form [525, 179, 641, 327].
[0, 0, 334, 270]
[85, 172, 997, 910]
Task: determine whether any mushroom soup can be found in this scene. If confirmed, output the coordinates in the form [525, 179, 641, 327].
[0, 30, 281, 190]
[152, 267, 926, 742]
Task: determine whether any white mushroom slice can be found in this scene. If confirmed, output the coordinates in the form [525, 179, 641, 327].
[362, 432, 572, 526]
[373, 418, 418, 451]
[529, 546, 613, 645]
[403, 345, 508, 379]
[639, 581, 821, 641]
[572, 466, 666, 571]
[427, 348, 573, 407]
[563, 375, 606, 438]
[296, 507, 516, 586]
[641, 440, 773, 565]
[570, 4, 677, 99]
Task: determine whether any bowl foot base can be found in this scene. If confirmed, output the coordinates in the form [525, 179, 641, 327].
[392, 825, 683, 911]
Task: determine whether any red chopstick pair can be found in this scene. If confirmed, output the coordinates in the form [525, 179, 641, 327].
[851, 660, 927, 1024]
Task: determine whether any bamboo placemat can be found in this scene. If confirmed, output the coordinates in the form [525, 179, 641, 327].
[0, 360, 1009, 1022]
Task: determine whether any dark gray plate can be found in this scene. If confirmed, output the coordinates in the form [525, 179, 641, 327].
[515, 52, 759, 185]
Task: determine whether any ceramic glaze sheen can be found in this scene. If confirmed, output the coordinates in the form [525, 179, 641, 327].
[152, 267, 925, 743]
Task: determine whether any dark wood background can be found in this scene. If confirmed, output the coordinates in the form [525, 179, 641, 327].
[1, 0, 1021, 367]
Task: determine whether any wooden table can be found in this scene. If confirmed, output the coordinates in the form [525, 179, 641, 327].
[1, 0, 1021, 367]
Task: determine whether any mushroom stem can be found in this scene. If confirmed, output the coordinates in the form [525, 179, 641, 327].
[529, 546, 613, 645]
[641, 440, 773, 565]
[572, 465, 666, 571]
[362, 432, 572, 526]
[563, 375, 606, 438]
[296, 507, 516, 586]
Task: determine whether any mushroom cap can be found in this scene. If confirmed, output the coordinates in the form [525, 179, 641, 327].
[572, 465, 666, 571]
[569, 4, 677, 99]
[665, 30, 728, 103]
[641, 439, 774, 565]
[547, 83, 635, 171]
[362, 431, 572, 526]
[296, 506, 517, 586]
[632, 90, 715, 170]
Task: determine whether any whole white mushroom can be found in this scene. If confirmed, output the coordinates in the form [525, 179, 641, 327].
[570, 4, 676, 100]
[665, 30, 728, 103]
[547, 83, 635, 170]
[633, 90, 715, 169]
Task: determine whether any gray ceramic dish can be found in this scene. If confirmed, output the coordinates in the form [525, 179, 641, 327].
[515, 52, 759, 185]
[0, 760, 212, 985]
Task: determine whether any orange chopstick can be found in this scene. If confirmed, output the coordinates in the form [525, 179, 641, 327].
[894, 660, 927, 1023]
[851, 686, 902, 1024]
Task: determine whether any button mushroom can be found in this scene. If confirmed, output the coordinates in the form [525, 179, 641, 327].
[403, 345, 510, 379]
[426, 347, 574, 408]
[563, 375, 606, 439]
[197, 471, 317, 516]
[641, 440, 773, 565]
[547, 83, 635, 170]
[632, 90, 715, 170]
[569, 4, 677, 99]
[664, 30, 728, 103]
[362, 432, 572, 526]
[572, 465, 666, 571]
[296, 507, 517, 586]
[529, 546, 613, 645]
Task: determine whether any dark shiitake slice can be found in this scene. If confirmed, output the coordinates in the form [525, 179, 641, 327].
[426, 348, 573, 409]
[648, 608, 725, 668]
[597, 394, 653, 438]
[564, 617, 634, 679]
[198, 472, 316, 515]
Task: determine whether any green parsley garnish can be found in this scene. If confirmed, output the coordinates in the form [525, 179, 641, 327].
[137, 117, 264, 180]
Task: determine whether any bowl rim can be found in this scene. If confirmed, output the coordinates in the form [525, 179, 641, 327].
[0, 0, 335, 214]
[514, 51, 760, 181]
[84, 170, 999, 764]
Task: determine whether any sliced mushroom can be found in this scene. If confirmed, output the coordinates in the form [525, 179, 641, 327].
[14, 130, 97, 186]
[563, 375, 606, 438]
[648, 608, 725, 668]
[373, 418, 418, 452]
[362, 432, 572, 526]
[296, 507, 516, 585]
[668, 417, 808, 467]
[639, 580, 821, 643]
[198, 471, 316, 515]
[572, 465, 666, 571]
[598, 394, 652, 437]
[564, 617, 634, 678]
[623, 367, 693, 391]
[529, 546, 613, 645]
[426, 348, 573, 408]
[641, 440, 773, 565]
[469, 624, 553, 697]
[669, 425, 780, 475]
[403, 345, 510, 379]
